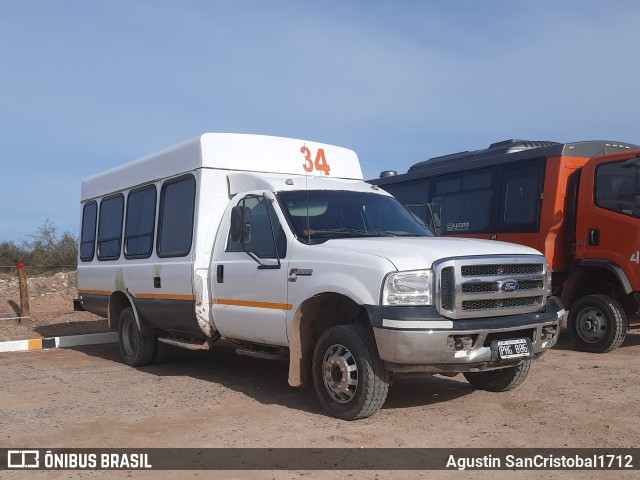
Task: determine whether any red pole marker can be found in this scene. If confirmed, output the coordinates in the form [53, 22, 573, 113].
[17, 264, 30, 321]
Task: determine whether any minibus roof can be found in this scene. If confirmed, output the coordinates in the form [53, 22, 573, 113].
[81, 133, 363, 201]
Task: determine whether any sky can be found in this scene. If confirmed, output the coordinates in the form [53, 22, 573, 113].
[1, 0, 639, 242]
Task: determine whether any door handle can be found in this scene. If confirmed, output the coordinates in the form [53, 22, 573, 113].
[589, 228, 600, 246]
[216, 265, 224, 283]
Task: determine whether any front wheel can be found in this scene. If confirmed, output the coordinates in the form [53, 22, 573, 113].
[463, 361, 532, 392]
[567, 294, 627, 353]
[312, 324, 389, 420]
[118, 307, 157, 366]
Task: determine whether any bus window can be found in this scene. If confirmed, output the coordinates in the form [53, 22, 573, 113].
[80, 201, 97, 262]
[499, 165, 544, 232]
[97, 194, 124, 261]
[124, 185, 157, 259]
[157, 175, 196, 257]
[433, 172, 492, 234]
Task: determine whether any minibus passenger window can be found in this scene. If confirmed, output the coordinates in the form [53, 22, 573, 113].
[80, 201, 97, 261]
[125, 185, 156, 259]
[157, 175, 196, 257]
[97, 195, 124, 260]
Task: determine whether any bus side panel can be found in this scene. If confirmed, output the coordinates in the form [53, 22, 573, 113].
[77, 263, 115, 318]
[79, 293, 109, 318]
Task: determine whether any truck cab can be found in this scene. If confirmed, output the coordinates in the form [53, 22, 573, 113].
[563, 149, 640, 352]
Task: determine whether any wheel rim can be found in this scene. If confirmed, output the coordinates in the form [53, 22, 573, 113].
[322, 343, 359, 403]
[122, 318, 137, 356]
[575, 307, 607, 344]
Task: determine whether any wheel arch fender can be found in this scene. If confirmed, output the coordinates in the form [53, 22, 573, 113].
[579, 260, 633, 294]
[287, 292, 370, 388]
[108, 291, 146, 334]
[563, 260, 633, 309]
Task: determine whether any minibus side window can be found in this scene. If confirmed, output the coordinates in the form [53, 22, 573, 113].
[97, 194, 124, 261]
[79, 201, 97, 262]
[157, 175, 196, 257]
[124, 185, 157, 259]
[227, 196, 286, 258]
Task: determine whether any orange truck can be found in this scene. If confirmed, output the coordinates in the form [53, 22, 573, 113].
[371, 139, 640, 352]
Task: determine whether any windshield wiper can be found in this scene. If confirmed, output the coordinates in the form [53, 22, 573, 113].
[306, 228, 413, 237]
[306, 228, 367, 236]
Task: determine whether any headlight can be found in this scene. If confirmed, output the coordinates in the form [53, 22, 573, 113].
[382, 269, 433, 306]
[546, 266, 553, 296]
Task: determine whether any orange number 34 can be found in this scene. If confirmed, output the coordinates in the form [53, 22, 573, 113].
[301, 146, 331, 175]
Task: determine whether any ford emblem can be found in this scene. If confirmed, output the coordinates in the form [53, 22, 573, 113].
[502, 281, 520, 293]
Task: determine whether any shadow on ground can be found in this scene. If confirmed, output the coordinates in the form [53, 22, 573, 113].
[33, 319, 110, 338]
[72, 339, 473, 417]
[6, 300, 20, 316]
[550, 329, 640, 351]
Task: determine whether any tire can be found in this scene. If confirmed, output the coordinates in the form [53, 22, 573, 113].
[463, 361, 532, 392]
[118, 307, 157, 366]
[567, 294, 627, 353]
[312, 324, 389, 420]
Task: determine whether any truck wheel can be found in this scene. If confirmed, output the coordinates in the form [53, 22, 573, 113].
[463, 361, 532, 392]
[118, 307, 157, 366]
[567, 294, 627, 353]
[312, 324, 389, 420]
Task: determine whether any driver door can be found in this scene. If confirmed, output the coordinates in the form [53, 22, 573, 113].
[211, 193, 290, 346]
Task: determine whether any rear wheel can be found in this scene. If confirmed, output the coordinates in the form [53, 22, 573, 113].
[118, 307, 157, 366]
[567, 294, 627, 353]
[312, 324, 389, 420]
[463, 361, 532, 392]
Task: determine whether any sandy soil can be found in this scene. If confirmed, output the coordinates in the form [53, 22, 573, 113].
[1, 272, 639, 479]
[0, 271, 108, 341]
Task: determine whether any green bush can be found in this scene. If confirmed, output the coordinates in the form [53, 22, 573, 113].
[0, 220, 77, 275]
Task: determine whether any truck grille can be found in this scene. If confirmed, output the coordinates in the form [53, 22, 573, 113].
[436, 256, 548, 319]
[461, 280, 543, 294]
[462, 296, 543, 311]
[461, 264, 542, 276]
[441, 267, 455, 310]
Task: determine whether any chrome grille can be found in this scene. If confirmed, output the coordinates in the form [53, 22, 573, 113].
[441, 267, 454, 311]
[461, 264, 543, 276]
[462, 282, 499, 294]
[462, 296, 543, 311]
[435, 255, 548, 319]
[461, 279, 543, 294]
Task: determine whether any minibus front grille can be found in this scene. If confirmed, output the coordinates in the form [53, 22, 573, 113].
[435, 256, 548, 319]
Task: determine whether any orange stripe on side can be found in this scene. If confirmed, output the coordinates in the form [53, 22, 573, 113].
[78, 289, 111, 296]
[135, 293, 196, 301]
[212, 298, 293, 311]
[28, 339, 42, 350]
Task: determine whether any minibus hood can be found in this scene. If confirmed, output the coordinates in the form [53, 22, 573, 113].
[316, 237, 543, 271]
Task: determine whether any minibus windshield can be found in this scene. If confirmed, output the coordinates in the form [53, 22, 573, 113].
[278, 190, 434, 244]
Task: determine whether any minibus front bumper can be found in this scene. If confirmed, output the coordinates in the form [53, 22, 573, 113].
[364, 297, 564, 373]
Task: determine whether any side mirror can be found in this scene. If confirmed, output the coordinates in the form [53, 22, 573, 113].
[230, 206, 251, 243]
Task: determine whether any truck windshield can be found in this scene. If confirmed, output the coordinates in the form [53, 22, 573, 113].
[278, 190, 434, 243]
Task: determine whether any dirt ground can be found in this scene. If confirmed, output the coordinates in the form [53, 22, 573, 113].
[1, 273, 639, 479]
[0, 271, 109, 341]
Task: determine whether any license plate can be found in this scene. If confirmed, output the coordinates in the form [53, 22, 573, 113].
[491, 338, 532, 360]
